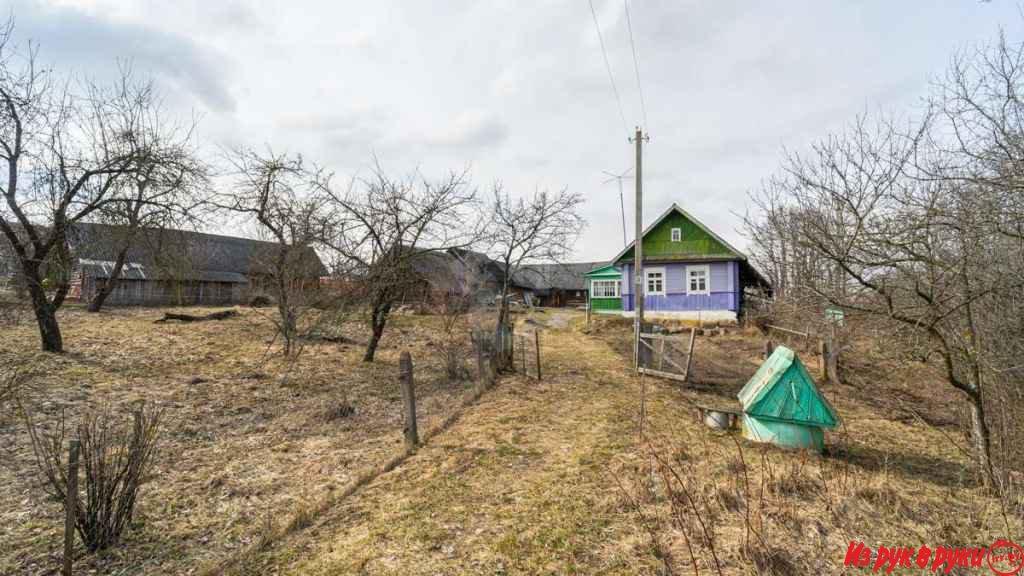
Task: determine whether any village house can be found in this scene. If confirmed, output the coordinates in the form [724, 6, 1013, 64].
[586, 203, 769, 323]
[408, 249, 603, 308]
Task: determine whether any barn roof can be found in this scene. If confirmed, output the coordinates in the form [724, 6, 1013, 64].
[516, 262, 607, 292]
[737, 346, 839, 428]
[68, 222, 327, 282]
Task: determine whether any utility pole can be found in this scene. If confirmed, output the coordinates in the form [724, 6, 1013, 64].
[602, 168, 632, 248]
[631, 126, 648, 370]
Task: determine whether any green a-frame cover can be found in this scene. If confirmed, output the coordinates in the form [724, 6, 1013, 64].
[737, 346, 839, 429]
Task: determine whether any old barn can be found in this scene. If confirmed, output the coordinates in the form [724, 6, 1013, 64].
[66, 223, 325, 306]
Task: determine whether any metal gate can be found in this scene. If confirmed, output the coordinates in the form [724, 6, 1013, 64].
[637, 329, 695, 382]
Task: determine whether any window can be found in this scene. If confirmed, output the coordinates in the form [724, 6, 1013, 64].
[645, 268, 665, 295]
[687, 265, 710, 295]
[671, 227, 682, 242]
[591, 279, 620, 298]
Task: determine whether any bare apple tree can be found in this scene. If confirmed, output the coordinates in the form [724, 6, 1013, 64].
[320, 164, 480, 362]
[222, 148, 329, 357]
[485, 185, 584, 369]
[0, 21, 190, 351]
[85, 128, 209, 313]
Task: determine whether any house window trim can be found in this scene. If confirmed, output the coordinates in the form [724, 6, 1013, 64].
[671, 227, 682, 242]
[645, 267, 666, 296]
[687, 264, 710, 295]
[591, 279, 620, 298]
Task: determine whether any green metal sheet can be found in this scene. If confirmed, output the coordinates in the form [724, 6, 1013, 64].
[584, 264, 621, 278]
[737, 346, 839, 429]
[742, 414, 825, 451]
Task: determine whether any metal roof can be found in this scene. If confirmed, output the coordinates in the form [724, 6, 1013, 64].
[515, 262, 607, 291]
[67, 222, 326, 281]
[584, 264, 621, 278]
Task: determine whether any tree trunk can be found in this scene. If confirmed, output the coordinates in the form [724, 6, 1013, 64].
[494, 281, 511, 370]
[88, 246, 130, 313]
[26, 279, 63, 353]
[364, 300, 390, 362]
[968, 392, 996, 490]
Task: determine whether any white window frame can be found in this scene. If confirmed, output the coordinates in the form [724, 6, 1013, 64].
[591, 279, 620, 298]
[687, 265, 710, 295]
[645, 267, 666, 296]
[671, 227, 682, 242]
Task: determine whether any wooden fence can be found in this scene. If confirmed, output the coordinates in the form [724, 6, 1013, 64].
[763, 324, 839, 383]
[513, 331, 543, 380]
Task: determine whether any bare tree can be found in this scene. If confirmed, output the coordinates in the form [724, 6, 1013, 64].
[748, 107, 1022, 487]
[222, 148, 329, 357]
[0, 21, 188, 351]
[321, 163, 479, 362]
[485, 185, 584, 368]
[86, 128, 209, 312]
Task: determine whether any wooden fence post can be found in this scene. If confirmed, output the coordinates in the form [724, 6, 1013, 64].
[823, 337, 841, 385]
[763, 340, 775, 359]
[534, 331, 542, 381]
[818, 340, 828, 380]
[476, 334, 485, 389]
[683, 328, 696, 382]
[63, 439, 80, 576]
[399, 352, 419, 449]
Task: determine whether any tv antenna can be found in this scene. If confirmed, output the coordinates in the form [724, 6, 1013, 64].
[602, 167, 632, 248]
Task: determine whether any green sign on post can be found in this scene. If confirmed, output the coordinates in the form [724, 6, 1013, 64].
[825, 307, 845, 325]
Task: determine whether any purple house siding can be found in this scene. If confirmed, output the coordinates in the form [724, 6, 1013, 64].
[621, 261, 740, 313]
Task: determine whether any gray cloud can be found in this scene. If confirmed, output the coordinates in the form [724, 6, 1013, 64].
[11, 0, 236, 113]
[6, 0, 1021, 262]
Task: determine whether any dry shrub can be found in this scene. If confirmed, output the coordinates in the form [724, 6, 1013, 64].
[248, 293, 274, 308]
[0, 298, 26, 326]
[436, 291, 473, 382]
[322, 400, 355, 422]
[747, 545, 799, 576]
[25, 402, 164, 552]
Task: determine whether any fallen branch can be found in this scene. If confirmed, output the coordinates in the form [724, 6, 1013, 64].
[154, 310, 239, 324]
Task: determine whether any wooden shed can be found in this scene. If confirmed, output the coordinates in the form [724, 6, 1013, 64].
[737, 346, 839, 452]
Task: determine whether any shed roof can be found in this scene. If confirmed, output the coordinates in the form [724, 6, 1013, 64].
[584, 264, 621, 278]
[516, 262, 606, 292]
[737, 346, 839, 428]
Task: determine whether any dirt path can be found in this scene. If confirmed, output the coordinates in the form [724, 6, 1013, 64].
[246, 319, 661, 575]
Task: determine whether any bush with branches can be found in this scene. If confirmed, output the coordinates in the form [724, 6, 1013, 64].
[25, 403, 163, 552]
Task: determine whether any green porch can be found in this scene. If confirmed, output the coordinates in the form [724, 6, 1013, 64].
[585, 265, 622, 313]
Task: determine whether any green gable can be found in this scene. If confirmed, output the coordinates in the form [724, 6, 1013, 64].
[737, 346, 839, 429]
[584, 264, 620, 279]
[613, 204, 743, 264]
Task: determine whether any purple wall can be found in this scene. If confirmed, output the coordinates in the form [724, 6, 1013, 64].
[620, 261, 740, 312]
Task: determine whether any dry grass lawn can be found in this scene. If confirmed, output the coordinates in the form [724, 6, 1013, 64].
[1, 304, 481, 575]
[1, 305, 1019, 575]
[222, 313, 1021, 575]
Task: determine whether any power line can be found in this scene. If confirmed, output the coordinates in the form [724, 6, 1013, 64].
[623, 0, 648, 130]
[588, 0, 629, 137]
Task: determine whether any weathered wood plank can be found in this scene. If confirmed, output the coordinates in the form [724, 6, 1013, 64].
[638, 367, 688, 382]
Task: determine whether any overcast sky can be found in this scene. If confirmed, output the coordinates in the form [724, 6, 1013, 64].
[9, 0, 1023, 261]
